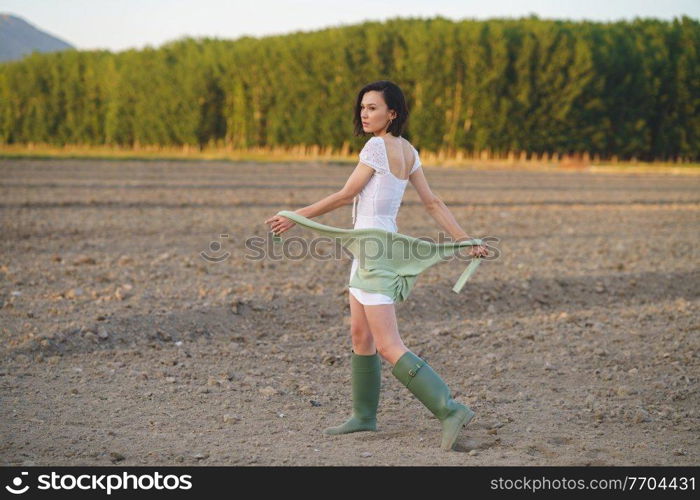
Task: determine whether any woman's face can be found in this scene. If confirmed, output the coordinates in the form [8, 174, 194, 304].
[360, 90, 396, 136]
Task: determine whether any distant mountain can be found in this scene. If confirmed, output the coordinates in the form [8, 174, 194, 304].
[0, 13, 75, 62]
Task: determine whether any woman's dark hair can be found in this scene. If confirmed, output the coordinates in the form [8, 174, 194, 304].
[353, 80, 409, 137]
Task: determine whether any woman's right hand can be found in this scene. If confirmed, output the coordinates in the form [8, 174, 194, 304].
[265, 214, 295, 236]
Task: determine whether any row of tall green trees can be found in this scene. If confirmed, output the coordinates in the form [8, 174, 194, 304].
[0, 15, 698, 161]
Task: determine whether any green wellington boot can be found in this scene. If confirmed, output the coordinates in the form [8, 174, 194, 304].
[392, 351, 475, 451]
[323, 350, 381, 435]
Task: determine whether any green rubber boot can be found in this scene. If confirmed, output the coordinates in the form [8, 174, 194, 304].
[323, 350, 381, 435]
[392, 351, 475, 451]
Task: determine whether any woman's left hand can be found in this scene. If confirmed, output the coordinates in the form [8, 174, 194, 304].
[456, 236, 488, 258]
[265, 214, 295, 236]
[469, 244, 489, 258]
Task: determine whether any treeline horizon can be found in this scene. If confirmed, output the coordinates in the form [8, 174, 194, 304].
[0, 15, 698, 162]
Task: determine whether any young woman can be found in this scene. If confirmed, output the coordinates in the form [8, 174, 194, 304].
[265, 80, 488, 451]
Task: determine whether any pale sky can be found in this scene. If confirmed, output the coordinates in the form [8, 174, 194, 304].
[1, 0, 698, 52]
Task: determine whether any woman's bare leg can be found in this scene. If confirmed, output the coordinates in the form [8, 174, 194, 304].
[362, 303, 409, 365]
[322, 292, 381, 435]
[348, 292, 376, 354]
[363, 302, 475, 451]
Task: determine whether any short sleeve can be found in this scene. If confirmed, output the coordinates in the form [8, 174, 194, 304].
[410, 145, 422, 174]
[358, 137, 387, 173]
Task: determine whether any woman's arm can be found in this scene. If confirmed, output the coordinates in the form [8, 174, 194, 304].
[266, 163, 375, 234]
[409, 167, 487, 257]
[426, 197, 474, 241]
[295, 191, 353, 219]
[296, 163, 376, 218]
[408, 167, 473, 240]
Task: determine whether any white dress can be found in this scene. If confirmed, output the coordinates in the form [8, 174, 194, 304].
[348, 135, 422, 305]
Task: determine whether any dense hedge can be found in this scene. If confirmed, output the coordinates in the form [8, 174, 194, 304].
[1, 15, 698, 160]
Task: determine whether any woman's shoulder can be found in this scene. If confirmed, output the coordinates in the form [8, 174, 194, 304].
[360, 135, 381, 148]
[399, 136, 418, 151]
[360, 136, 383, 155]
[359, 136, 387, 171]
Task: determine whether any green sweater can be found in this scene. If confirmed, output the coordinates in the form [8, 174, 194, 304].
[272, 210, 484, 303]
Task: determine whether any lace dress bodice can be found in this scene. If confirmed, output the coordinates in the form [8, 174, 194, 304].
[352, 136, 422, 232]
